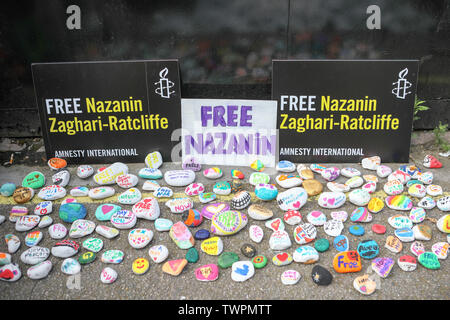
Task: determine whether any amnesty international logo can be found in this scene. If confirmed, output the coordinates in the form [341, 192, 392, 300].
[155, 67, 175, 99]
[392, 68, 412, 100]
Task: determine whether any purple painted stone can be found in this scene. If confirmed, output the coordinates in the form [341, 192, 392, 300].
[201, 203, 230, 220]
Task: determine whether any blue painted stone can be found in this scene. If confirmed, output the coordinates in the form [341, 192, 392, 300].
[0, 183, 16, 197]
[138, 168, 163, 179]
[59, 203, 87, 223]
[357, 239, 379, 259]
[95, 204, 121, 221]
[194, 229, 211, 240]
[254, 184, 278, 201]
[333, 235, 349, 252]
[155, 218, 173, 232]
[349, 225, 365, 236]
[394, 227, 414, 242]
[406, 179, 423, 188]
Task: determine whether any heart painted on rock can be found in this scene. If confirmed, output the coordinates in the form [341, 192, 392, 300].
[207, 204, 227, 214]
[293, 201, 301, 209]
[277, 253, 289, 262]
[271, 220, 281, 230]
[102, 205, 114, 214]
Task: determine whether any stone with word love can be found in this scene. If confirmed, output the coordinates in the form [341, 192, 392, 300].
[413, 225, 432, 241]
[211, 210, 248, 236]
[185, 183, 205, 196]
[277, 187, 308, 211]
[95, 204, 121, 221]
[203, 167, 223, 179]
[321, 166, 340, 182]
[418, 196, 436, 210]
[69, 219, 95, 238]
[83, 237, 103, 252]
[25, 230, 43, 247]
[142, 180, 160, 191]
[397, 255, 417, 272]
[132, 197, 160, 220]
[15, 215, 40, 232]
[293, 246, 319, 264]
[164, 170, 196, 187]
[275, 174, 302, 189]
[350, 207, 372, 223]
[249, 225, 264, 243]
[170, 221, 195, 249]
[231, 191, 251, 210]
[436, 214, 450, 233]
[183, 209, 203, 227]
[145, 151, 163, 169]
[154, 218, 173, 232]
[94, 162, 128, 185]
[213, 181, 231, 195]
[318, 192, 346, 209]
[386, 195, 413, 211]
[162, 259, 188, 276]
[70, 186, 89, 197]
[201, 203, 229, 220]
[395, 227, 415, 242]
[353, 274, 377, 295]
[385, 236, 403, 253]
[101, 267, 118, 284]
[361, 156, 380, 170]
[327, 182, 350, 193]
[195, 264, 219, 282]
[88, 186, 115, 200]
[283, 210, 302, 225]
[330, 210, 348, 222]
[148, 245, 169, 264]
[95, 225, 119, 239]
[182, 156, 201, 172]
[334, 235, 349, 252]
[249, 172, 270, 186]
[201, 237, 223, 256]
[255, 183, 278, 201]
[117, 188, 141, 205]
[21, 246, 50, 265]
[38, 185, 66, 201]
[138, 168, 163, 180]
[333, 251, 362, 273]
[115, 174, 138, 189]
[341, 167, 361, 178]
[248, 204, 273, 221]
[269, 230, 291, 250]
[22, 171, 45, 189]
[281, 270, 301, 285]
[38, 216, 53, 228]
[276, 160, 296, 172]
[199, 192, 216, 204]
[437, 197, 450, 212]
[110, 210, 137, 229]
[323, 219, 344, 237]
[101, 250, 124, 264]
[265, 218, 285, 232]
[231, 261, 254, 282]
[153, 187, 173, 198]
[307, 211, 327, 226]
[293, 223, 317, 244]
[165, 197, 194, 214]
[51, 240, 79, 258]
[128, 228, 153, 249]
[5, 234, 20, 253]
[61, 258, 81, 275]
[27, 260, 52, 280]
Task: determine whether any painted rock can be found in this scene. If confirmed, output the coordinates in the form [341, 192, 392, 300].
[412, 225, 432, 241]
[101, 250, 124, 264]
[249, 225, 264, 243]
[348, 189, 370, 206]
[248, 204, 273, 221]
[275, 174, 302, 189]
[164, 170, 195, 187]
[437, 197, 450, 212]
[128, 228, 153, 249]
[182, 209, 203, 227]
[144, 151, 163, 169]
[426, 184, 443, 197]
[395, 227, 415, 242]
[306, 211, 327, 226]
[117, 188, 141, 205]
[211, 210, 248, 236]
[281, 270, 301, 285]
[110, 210, 137, 230]
[377, 165, 392, 178]
[357, 240, 379, 259]
[34, 200, 53, 217]
[345, 176, 364, 189]
[418, 171, 433, 185]
[255, 183, 278, 201]
[21, 246, 50, 265]
[265, 218, 285, 232]
[185, 247, 199, 263]
[293, 223, 316, 244]
[350, 207, 372, 223]
[185, 183, 205, 196]
[13, 187, 34, 203]
[408, 207, 426, 224]
[323, 219, 344, 237]
[349, 225, 365, 236]
[138, 168, 163, 180]
[162, 259, 188, 276]
[372, 224, 386, 234]
[250, 159, 265, 172]
[272, 252, 293, 266]
[218, 252, 239, 269]
[385, 195, 413, 211]
[95, 225, 119, 239]
[249, 172, 270, 186]
[321, 167, 340, 182]
[327, 182, 350, 193]
[361, 156, 380, 170]
[48, 223, 67, 239]
[58, 203, 86, 223]
[10, 206, 29, 221]
[333, 251, 362, 273]
[100, 267, 118, 284]
[423, 154, 442, 168]
[230, 191, 251, 210]
[310, 164, 327, 173]
[252, 255, 267, 269]
[302, 179, 323, 196]
[94, 204, 120, 222]
[5, 234, 21, 253]
[201, 237, 223, 256]
[51, 169, 70, 187]
[437, 214, 450, 233]
[148, 245, 169, 264]
[76, 165, 94, 179]
[276, 160, 296, 172]
[199, 192, 216, 204]
[418, 197, 436, 210]
[51, 240, 79, 258]
[0, 264, 21, 282]
[353, 274, 377, 295]
[70, 186, 89, 197]
[203, 167, 223, 179]
[410, 241, 425, 257]
[231, 261, 254, 282]
[334, 235, 349, 252]
[418, 252, 440, 270]
[165, 197, 194, 214]
[22, 171, 45, 189]
[283, 210, 302, 225]
[115, 174, 138, 189]
[61, 258, 81, 275]
[363, 175, 378, 183]
[61, 198, 77, 205]
[231, 169, 245, 179]
[201, 202, 229, 220]
[182, 156, 201, 172]
[15, 215, 40, 232]
[88, 186, 115, 200]
[330, 210, 348, 222]
[131, 198, 159, 220]
[399, 165, 421, 179]
[269, 230, 291, 250]
[317, 192, 346, 209]
[387, 171, 410, 186]
[277, 187, 308, 211]
[69, 219, 95, 238]
[0, 182, 16, 196]
[315, 238, 330, 252]
[372, 257, 395, 277]
[132, 258, 150, 275]
[27, 260, 52, 279]
[0, 215, 4, 225]
[397, 255, 417, 271]
[93, 162, 128, 185]
[362, 182, 377, 194]
[25, 230, 43, 247]
[0, 252, 11, 266]
[213, 181, 231, 195]
[366, 198, 384, 214]
[311, 265, 333, 286]
[82, 237, 103, 252]
[408, 183, 426, 198]
[341, 167, 361, 178]
[169, 221, 195, 249]
[142, 180, 160, 191]
[241, 243, 256, 258]
[48, 157, 67, 170]
[195, 264, 219, 281]
[194, 229, 210, 240]
[431, 242, 449, 259]
[297, 165, 314, 180]
[154, 218, 173, 232]
[385, 236, 403, 253]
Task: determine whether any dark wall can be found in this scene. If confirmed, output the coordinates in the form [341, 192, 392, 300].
[0, 0, 449, 137]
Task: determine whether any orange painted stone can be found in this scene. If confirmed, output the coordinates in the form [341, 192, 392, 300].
[48, 158, 67, 170]
[162, 259, 188, 276]
[333, 251, 362, 273]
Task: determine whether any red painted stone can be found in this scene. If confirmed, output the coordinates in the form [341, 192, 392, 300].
[372, 224, 386, 234]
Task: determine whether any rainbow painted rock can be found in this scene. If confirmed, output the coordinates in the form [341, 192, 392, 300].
[350, 207, 372, 223]
[183, 209, 203, 227]
[25, 230, 45, 246]
[201, 202, 229, 220]
[203, 167, 223, 179]
[169, 221, 195, 249]
[277, 187, 308, 211]
[231, 169, 245, 179]
[250, 159, 265, 171]
[385, 195, 413, 211]
[210, 210, 248, 236]
[195, 264, 219, 281]
[333, 251, 362, 273]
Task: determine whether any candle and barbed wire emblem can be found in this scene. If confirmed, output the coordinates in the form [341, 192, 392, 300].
[392, 68, 412, 99]
[155, 67, 175, 98]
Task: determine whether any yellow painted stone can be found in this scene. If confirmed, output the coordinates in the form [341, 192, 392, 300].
[302, 179, 323, 196]
[367, 197, 384, 213]
[132, 258, 149, 275]
[201, 237, 223, 256]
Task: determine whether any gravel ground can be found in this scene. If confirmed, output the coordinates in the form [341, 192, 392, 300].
[0, 147, 448, 300]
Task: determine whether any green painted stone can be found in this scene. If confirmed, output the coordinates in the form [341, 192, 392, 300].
[78, 251, 96, 265]
[218, 252, 239, 269]
[252, 255, 268, 269]
[95, 204, 121, 221]
[315, 238, 330, 252]
[22, 171, 45, 189]
[0, 183, 16, 196]
[186, 247, 199, 263]
[82, 237, 103, 252]
[59, 203, 87, 223]
[418, 252, 440, 270]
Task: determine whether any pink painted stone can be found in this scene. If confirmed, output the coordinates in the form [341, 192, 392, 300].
[201, 202, 229, 220]
[195, 263, 219, 281]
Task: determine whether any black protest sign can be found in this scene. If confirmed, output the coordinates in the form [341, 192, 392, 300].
[32, 60, 181, 164]
[272, 60, 419, 163]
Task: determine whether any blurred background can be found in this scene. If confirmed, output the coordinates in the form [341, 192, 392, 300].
[0, 0, 449, 137]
